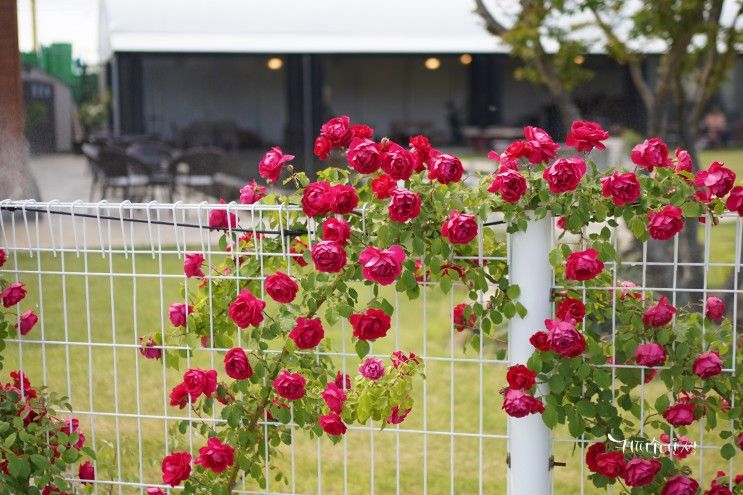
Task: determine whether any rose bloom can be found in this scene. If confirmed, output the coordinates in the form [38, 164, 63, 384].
[660, 475, 699, 495]
[289, 317, 325, 349]
[703, 476, 732, 495]
[523, 126, 559, 163]
[359, 245, 405, 285]
[347, 138, 381, 174]
[391, 350, 420, 369]
[388, 188, 422, 223]
[586, 443, 626, 479]
[642, 296, 676, 327]
[224, 347, 253, 380]
[622, 458, 661, 487]
[694, 161, 736, 197]
[565, 248, 604, 281]
[194, 437, 234, 474]
[258, 146, 294, 183]
[183, 253, 205, 278]
[139, 336, 162, 360]
[601, 171, 641, 206]
[380, 142, 416, 180]
[183, 368, 218, 399]
[146, 488, 165, 495]
[371, 174, 397, 199]
[675, 148, 693, 173]
[228, 289, 266, 328]
[737, 432, 743, 451]
[428, 153, 463, 184]
[487, 149, 518, 170]
[543, 157, 587, 193]
[15, 310, 38, 336]
[168, 303, 193, 327]
[705, 296, 726, 322]
[0, 248, 5, 268]
[78, 461, 95, 483]
[506, 364, 536, 390]
[161, 452, 192, 487]
[314, 135, 332, 160]
[322, 217, 351, 245]
[530, 331, 550, 351]
[502, 140, 533, 162]
[169, 383, 190, 408]
[1, 282, 26, 308]
[208, 199, 238, 230]
[441, 210, 478, 244]
[329, 184, 359, 214]
[545, 318, 586, 357]
[387, 405, 412, 425]
[726, 186, 743, 216]
[335, 371, 352, 390]
[659, 433, 694, 460]
[311, 240, 347, 273]
[555, 297, 585, 322]
[488, 168, 527, 203]
[692, 351, 723, 379]
[501, 388, 544, 418]
[265, 271, 299, 303]
[359, 357, 385, 380]
[301, 181, 332, 217]
[319, 413, 347, 436]
[273, 370, 306, 400]
[565, 120, 609, 152]
[350, 308, 391, 341]
[634, 342, 667, 367]
[290, 238, 308, 267]
[320, 116, 353, 147]
[321, 382, 347, 414]
[351, 124, 373, 139]
[631, 137, 672, 171]
[239, 180, 266, 204]
[663, 402, 700, 426]
[453, 303, 476, 332]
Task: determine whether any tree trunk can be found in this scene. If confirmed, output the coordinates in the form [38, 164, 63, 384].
[0, 0, 38, 200]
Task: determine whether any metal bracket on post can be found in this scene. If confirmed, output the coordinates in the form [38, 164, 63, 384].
[507, 214, 553, 495]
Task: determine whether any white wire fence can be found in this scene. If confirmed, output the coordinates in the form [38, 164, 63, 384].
[0, 200, 740, 494]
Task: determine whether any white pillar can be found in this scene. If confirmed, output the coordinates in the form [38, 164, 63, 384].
[507, 215, 552, 495]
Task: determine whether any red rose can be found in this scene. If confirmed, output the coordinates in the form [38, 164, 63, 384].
[565, 248, 604, 281]
[585, 443, 605, 471]
[428, 153, 463, 184]
[388, 188, 422, 223]
[634, 342, 667, 367]
[593, 451, 625, 479]
[239, 180, 266, 205]
[660, 475, 699, 495]
[387, 405, 412, 425]
[453, 303, 476, 332]
[161, 452, 192, 487]
[506, 364, 536, 389]
[194, 437, 234, 474]
[622, 458, 661, 487]
[675, 148, 692, 173]
[523, 126, 560, 163]
[15, 310, 38, 336]
[0, 248, 5, 267]
[565, 120, 609, 152]
[314, 135, 332, 160]
[660, 433, 694, 460]
[78, 461, 95, 483]
[692, 351, 723, 378]
[380, 142, 416, 180]
[359, 357, 385, 380]
[321, 382, 347, 414]
[601, 171, 641, 206]
[168, 303, 193, 327]
[502, 388, 544, 418]
[321, 116, 353, 147]
[289, 317, 325, 349]
[311, 240, 347, 273]
[265, 271, 299, 303]
[290, 239, 308, 267]
[441, 210, 478, 245]
[391, 350, 420, 369]
[409, 135, 432, 171]
[183, 368, 218, 399]
[322, 217, 351, 245]
[319, 413, 347, 436]
[726, 186, 743, 215]
[1, 282, 26, 308]
[488, 168, 527, 203]
[302, 181, 332, 217]
[642, 296, 676, 327]
[663, 402, 700, 426]
[705, 296, 725, 322]
[334, 371, 352, 390]
[183, 253, 205, 278]
[545, 318, 586, 357]
[555, 297, 585, 322]
[258, 146, 294, 183]
[530, 331, 550, 351]
[228, 289, 266, 328]
[631, 137, 672, 171]
[273, 370, 306, 400]
[139, 336, 162, 360]
[694, 161, 736, 197]
[351, 124, 374, 140]
[371, 174, 397, 200]
[358, 245, 405, 285]
[349, 308, 391, 341]
[543, 157, 587, 193]
[208, 199, 238, 230]
[502, 140, 533, 161]
[224, 347, 253, 380]
[329, 184, 359, 214]
[737, 432, 743, 451]
[169, 383, 190, 409]
[347, 138, 381, 174]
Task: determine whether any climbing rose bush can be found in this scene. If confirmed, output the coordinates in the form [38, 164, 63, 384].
[137, 117, 742, 493]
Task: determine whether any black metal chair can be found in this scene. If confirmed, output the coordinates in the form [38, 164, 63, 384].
[91, 147, 150, 201]
[126, 142, 176, 201]
[171, 147, 224, 199]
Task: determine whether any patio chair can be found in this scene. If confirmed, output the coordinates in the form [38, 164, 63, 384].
[126, 142, 176, 202]
[91, 147, 150, 201]
[172, 147, 224, 199]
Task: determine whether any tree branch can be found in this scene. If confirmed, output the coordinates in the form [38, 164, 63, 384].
[473, 0, 509, 36]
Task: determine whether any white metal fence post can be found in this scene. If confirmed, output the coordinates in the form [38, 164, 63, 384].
[507, 215, 553, 495]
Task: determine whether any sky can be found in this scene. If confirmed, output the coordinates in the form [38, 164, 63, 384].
[17, 0, 100, 63]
